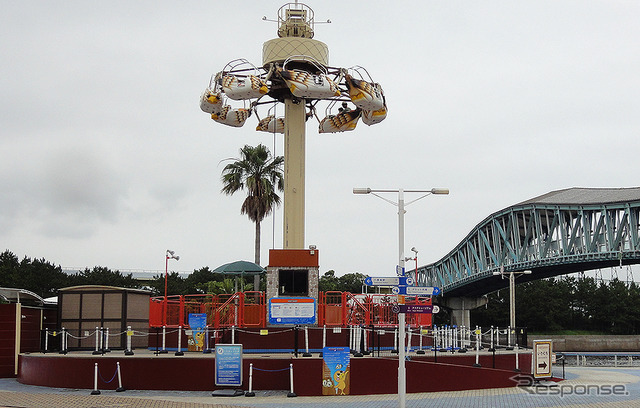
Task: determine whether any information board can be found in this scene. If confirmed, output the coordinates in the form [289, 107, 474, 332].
[268, 297, 316, 325]
[188, 313, 207, 351]
[215, 344, 243, 386]
[322, 347, 351, 395]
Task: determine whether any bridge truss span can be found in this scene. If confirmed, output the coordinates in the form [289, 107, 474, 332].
[417, 188, 640, 297]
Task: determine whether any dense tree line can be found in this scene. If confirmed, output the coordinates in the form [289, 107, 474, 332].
[471, 277, 640, 335]
[0, 250, 141, 298]
[8, 249, 636, 335]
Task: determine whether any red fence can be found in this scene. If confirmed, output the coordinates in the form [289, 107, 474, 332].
[150, 292, 432, 329]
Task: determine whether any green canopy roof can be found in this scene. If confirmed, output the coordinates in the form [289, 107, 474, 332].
[212, 260, 266, 275]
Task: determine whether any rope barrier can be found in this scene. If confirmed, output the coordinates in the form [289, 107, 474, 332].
[252, 367, 291, 372]
[98, 366, 119, 384]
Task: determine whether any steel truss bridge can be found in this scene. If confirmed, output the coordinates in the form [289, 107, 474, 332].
[417, 188, 640, 297]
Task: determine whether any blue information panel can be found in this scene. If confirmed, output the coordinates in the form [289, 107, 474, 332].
[268, 297, 316, 325]
[215, 344, 243, 386]
[322, 347, 351, 395]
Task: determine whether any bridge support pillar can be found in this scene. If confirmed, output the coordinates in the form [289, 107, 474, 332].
[441, 296, 488, 327]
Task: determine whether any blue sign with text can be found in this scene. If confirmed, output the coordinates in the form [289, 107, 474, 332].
[215, 344, 243, 386]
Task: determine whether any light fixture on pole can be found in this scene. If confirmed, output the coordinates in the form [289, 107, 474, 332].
[164, 250, 180, 326]
[493, 267, 532, 328]
[405, 247, 418, 286]
[353, 187, 448, 408]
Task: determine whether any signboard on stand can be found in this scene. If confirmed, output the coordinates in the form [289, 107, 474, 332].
[215, 344, 243, 386]
[532, 339, 553, 379]
[187, 313, 207, 351]
[322, 347, 351, 395]
[268, 297, 316, 325]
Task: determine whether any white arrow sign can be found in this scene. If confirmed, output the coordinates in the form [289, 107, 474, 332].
[403, 286, 441, 296]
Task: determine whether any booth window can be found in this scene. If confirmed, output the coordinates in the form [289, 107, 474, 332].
[278, 269, 308, 296]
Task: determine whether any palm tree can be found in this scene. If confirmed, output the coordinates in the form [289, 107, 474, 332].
[221, 144, 284, 290]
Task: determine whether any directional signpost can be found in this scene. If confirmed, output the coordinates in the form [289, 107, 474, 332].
[393, 286, 441, 296]
[398, 304, 440, 314]
[533, 339, 553, 379]
[363, 276, 413, 287]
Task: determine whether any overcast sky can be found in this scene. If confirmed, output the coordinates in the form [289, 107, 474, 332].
[1, 1, 639, 278]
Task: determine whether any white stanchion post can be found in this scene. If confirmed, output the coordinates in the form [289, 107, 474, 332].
[203, 326, 211, 353]
[287, 363, 297, 397]
[44, 328, 49, 353]
[90, 362, 100, 395]
[92, 327, 100, 355]
[507, 326, 512, 348]
[489, 326, 495, 351]
[407, 326, 412, 353]
[104, 328, 110, 352]
[231, 326, 235, 344]
[363, 327, 368, 354]
[175, 326, 184, 356]
[514, 343, 520, 372]
[62, 327, 67, 354]
[433, 326, 438, 349]
[473, 326, 481, 367]
[303, 326, 311, 357]
[116, 361, 125, 392]
[125, 325, 134, 355]
[161, 326, 167, 353]
[349, 326, 354, 352]
[322, 325, 326, 349]
[496, 328, 501, 349]
[245, 363, 255, 397]
[416, 326, 425, 354]
[393, 328, 399, 353]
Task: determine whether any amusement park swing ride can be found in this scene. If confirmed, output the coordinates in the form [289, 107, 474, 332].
[199, 2, 388, 252]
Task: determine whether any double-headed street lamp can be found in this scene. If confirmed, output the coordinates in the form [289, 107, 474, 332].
[353, 187, 448, 408]
[493, 267, 532, 329]
[164, 250, 180, 326]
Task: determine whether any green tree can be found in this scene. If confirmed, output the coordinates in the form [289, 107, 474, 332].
[319, 270, 340, 292]
[338, 272, 368, 293]
[220, 144, 284, 290]
[185, 267, 221, 294]
[0, 250, 71, 298]
[206, 278, 238, 295]
[70, 266, 140, 289]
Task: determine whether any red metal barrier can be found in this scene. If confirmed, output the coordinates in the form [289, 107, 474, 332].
[150, 291, 432, 329]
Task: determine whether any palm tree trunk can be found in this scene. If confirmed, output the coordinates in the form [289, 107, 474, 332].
[254, 221, 261, 291]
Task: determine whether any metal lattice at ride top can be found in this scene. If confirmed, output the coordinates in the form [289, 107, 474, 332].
[199, 2, 387, 250]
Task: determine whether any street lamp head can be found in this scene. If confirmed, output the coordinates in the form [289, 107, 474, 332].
[174, 256, 180, 261]
[430, 188, 449, 195]
[353, 188, 371, 194]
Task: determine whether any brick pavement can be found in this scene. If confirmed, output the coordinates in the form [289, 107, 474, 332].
[1, 367, 639, 408]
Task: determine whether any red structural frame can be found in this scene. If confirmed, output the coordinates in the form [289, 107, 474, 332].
[149, 291, 433, 329]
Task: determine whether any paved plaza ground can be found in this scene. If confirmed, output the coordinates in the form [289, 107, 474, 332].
[1, 366, 639, 407]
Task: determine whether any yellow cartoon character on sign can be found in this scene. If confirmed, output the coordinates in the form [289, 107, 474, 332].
[195, 331, 205, 351]
[333, 370, 348, 395]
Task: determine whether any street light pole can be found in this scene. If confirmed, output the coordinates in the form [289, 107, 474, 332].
[164, 250, 180, 326]
[493, 267, 531, 328]
[353, 187, 448, 408]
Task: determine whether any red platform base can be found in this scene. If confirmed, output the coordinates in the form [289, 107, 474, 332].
[18, 351, 532, 396]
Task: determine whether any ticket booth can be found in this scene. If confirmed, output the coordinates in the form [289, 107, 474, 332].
[266, 249, 319, 325]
